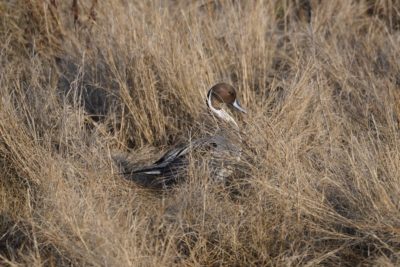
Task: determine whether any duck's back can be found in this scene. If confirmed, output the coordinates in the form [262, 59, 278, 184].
[118, 106, 243, 189]
[119, 129, 241, 189]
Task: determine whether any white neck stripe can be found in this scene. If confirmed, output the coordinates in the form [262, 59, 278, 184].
[207, 91, 238, 128]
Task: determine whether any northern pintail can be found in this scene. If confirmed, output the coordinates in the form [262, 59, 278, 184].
[117, 83, 246, 189]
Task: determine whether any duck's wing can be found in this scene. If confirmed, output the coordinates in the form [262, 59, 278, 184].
[117, 138, 209, 189]
[117, 133, 243, 188]
[123, 137, 207, 176]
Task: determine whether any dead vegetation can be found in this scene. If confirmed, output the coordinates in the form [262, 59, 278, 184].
[1, 0, 400, 266]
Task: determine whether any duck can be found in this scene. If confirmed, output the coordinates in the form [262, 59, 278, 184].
[117, 82, 246, 189]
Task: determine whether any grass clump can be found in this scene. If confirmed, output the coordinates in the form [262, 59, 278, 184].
[1, 0, 400, 266]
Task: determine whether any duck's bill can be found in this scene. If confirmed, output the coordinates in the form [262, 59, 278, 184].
[232, 99, 247, 113]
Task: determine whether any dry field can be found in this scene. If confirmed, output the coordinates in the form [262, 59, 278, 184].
[1, 0, 400, 266]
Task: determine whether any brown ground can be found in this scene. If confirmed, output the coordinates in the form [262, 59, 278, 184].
[1, 0, 400, 266]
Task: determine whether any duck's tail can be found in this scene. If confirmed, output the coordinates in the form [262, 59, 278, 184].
[112, 154, 165, 188]
[113, 155, 185, 189]
[120, 166, 162, 176]
[113, 140, 204, 189]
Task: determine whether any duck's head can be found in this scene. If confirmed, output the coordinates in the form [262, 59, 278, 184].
[206, 83, 246, 127]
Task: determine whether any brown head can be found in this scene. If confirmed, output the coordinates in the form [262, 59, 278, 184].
[206, 83, 246, 113]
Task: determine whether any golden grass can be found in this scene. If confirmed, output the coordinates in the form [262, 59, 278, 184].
[1, 0, 400, 265]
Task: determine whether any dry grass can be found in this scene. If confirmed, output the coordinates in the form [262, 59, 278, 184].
[1, 0, 400, 266]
